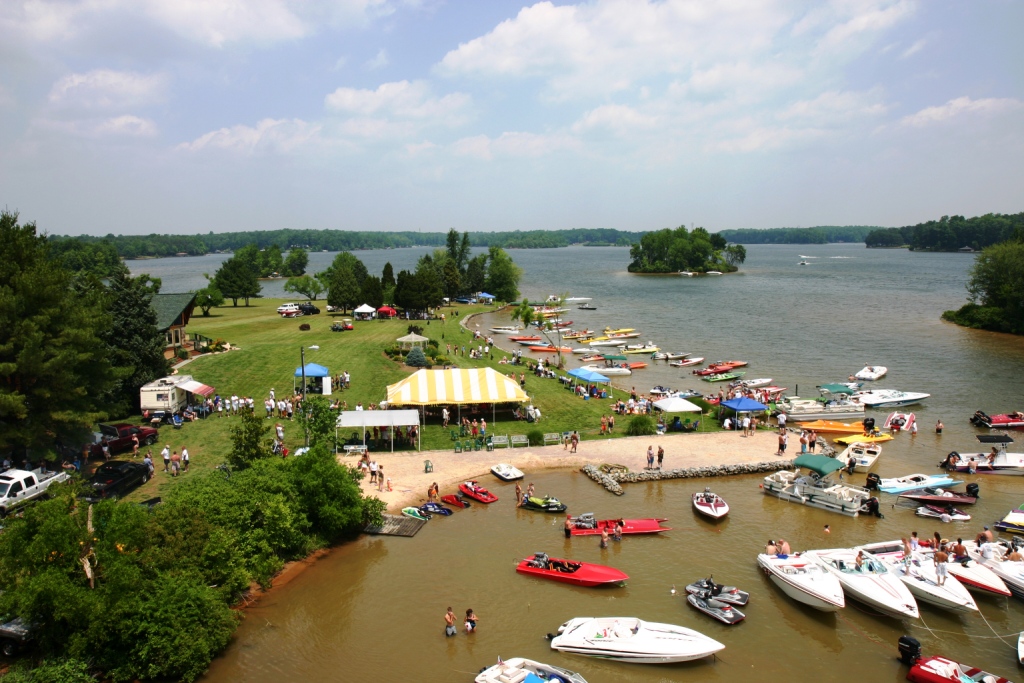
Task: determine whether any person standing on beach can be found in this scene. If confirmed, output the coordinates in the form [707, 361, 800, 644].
[777, 430, 787, 456]
[444, 608, 457, 637]
[777, 412, 787, 430]
[570, 431, 579, 453]
[369, 459, 378, 484]
[515, 482, 523, 506]
[647, 446, 654, 469]
[377, 465, 385, 492]
[657, 446, 664, 470]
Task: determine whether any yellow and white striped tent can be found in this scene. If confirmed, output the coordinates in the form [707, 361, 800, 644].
[386, 368, 528, 406]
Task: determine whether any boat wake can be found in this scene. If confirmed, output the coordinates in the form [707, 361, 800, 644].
[829, 256, 855, 259]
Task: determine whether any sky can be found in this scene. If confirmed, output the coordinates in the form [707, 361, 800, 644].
[0, 0, 1021, 236]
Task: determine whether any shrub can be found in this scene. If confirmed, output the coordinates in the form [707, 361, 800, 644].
[625, 415, 656, 436]
[175, 347, 189, 360]
[425, 346, 439, 358]
[299, 323, 311, 331]
[427, 338, 439, 349]
[526, 428, 545, 446]
[406, 347, 428, 367]
[407, 324, 423, 335]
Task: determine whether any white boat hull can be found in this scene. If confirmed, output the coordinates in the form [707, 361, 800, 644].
[757, 554, 845, 611]
[581, 365, 631, 376]
[551, 617, 724, 664]
[856, 542, 977, 613]
[491, 464, 524, 481]
[965, 542, 1024, 599]
[855, 390, 930, 408]
[854, 366, 887, 381]
[806, 548, 919, 619]
[476, 658, 588, 683]
[762, 470, 871, 517]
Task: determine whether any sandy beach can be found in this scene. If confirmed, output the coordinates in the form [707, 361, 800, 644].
[349, 428, 785, 511]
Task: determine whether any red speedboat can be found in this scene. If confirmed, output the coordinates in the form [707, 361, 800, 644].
[568, 515, 670, 536]
[516, 553, 629, 587]
[509, 335, 542, 342]
[459, 481, 498, 503]
[971, 410, 1024, 430]
[907, 656, 1014, 683]
[898, 486, 978, 506]
[693, 361, 746, 376]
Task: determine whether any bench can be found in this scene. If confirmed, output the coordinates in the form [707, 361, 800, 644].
[544, 432, 562, 445]
[490, 435, 510, 449]
[343, 445, 367, 455]
[510, 435, 529, 448]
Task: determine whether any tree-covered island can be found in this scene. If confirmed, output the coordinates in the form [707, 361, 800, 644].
[627, 225, 746, 273]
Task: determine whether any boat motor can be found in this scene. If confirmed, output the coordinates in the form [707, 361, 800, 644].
[863, 497, 883, 518]
[966, 483, 980, 498]
[865, 473, 881, 491]
[897, 635, 922, 665]
[863, 416, 876, 431]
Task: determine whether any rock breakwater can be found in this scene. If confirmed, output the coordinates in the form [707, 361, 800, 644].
[581, 460, 793, 495]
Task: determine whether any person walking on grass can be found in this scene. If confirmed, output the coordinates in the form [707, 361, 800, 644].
[170, 450, 181, 477]
[161, 444, 171, 472]
[181, 447, 190, 473]
[131, 433, 139, 458]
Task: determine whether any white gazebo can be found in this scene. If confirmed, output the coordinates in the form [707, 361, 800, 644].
[396, 333, 429, 349]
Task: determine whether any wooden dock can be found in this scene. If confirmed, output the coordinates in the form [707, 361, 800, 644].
[364, 513, 427, 537]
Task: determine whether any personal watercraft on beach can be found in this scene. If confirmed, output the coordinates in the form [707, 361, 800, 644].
[419, 502, 452, 516]
[686, 590, 745, 625]
[440, 494, 470, 508]
[516, 553, 628, 587]
[522, 495, 568, 513]
[402, 507, 430, 521]
[459, 481, 498, 503]
[685, 577, 749, 606]
[549, 617, 724, 663]
[568, 514, 670, 536]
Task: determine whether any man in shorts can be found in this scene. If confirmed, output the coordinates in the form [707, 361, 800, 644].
[444, 607, 457, 637]
[934, 544, 949, 586]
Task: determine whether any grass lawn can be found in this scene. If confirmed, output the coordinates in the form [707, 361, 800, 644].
[119, 298, 717, 502]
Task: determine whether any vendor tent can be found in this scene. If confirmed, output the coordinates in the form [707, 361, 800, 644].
[653, 396, 702, 413]
[294, 363, 329, 377]
[567, 367, 610, 383]
[478, 292, 496, 301]
[336, 409, 421, 451]
[386, 367, 529, 423]
[354, 304, 375, 314]
[378, 305, 397, 318]
[721, 397, 767, 412]
[396, 333, 429, 348]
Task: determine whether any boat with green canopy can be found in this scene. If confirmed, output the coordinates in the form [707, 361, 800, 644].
[762, 454, 876, 517]
[818, 383, 855, 395]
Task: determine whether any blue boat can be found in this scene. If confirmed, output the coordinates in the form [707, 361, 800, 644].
[875, 473, 962, 495]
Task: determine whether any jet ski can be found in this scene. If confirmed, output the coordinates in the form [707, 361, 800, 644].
[685, 577, 749, 606]
[686, 590, 746, 625]
[915, 504, 971, 521]
[522, 495, 568, 513]
[402, 507, 430, 521]
[420, 502, 452, 516]
[440, 494, 470, 508]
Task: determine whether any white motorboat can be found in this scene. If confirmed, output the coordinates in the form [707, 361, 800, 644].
[650, 386, 676, 396]
[854, 365, 887, 381]
[476, 657, 588, 683]
[804, 548, 919, 619]
[692, 488, 729, 519]
[856, 541, 977, 613]
[949, 435, 1024, 476]
[854, 389, 930, 408]
[915, 505, 970, 521]
[565, 297, 591, 302]
[581, 365, 631, 376]
[916, 548, 1011, 596]
[571, 347, 594, 354]
[679, 271, 696, 277]
[883, 411, 915, 433]
[875, 473, 961, 495]
[489, 326, 522, 334]
[706, 271, 723, 275]
[586, 339, 627, 347]
[491, 463, 524, 481]
[671, 357, 704, 367]
[741, 378, 772, 388]
[964, 541, 1024, 599]
[776, 396, 865, 421]
[837, 442, 882, 472]
[762, 454, 875, 517]
[757, 553, 845, 611]
[550, 617, 724, 664]
[798, 261, 810, 266]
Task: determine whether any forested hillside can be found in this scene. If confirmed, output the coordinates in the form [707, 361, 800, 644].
[717, 226, 879, 244]
[867, 213, 1023, 251]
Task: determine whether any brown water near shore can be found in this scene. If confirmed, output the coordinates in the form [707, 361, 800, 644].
[201, 244, 1024, 683]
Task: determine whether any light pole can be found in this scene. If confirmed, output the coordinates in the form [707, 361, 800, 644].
[300, 345, 319, 447]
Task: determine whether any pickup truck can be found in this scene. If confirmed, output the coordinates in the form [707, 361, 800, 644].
[0, 469, 69, 516]
[89, 423, 159, 459]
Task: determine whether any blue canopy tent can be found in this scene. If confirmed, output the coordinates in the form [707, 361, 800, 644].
[294, 363, 330, 394]
[478, 292, 496, 302]
[720, 396, 768, 431]
[567, 367, 610, 383]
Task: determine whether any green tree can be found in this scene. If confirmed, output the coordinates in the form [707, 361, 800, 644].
[464, 254, 487, 294]
[102, 271, 170, 414]
[406, 346, 428, 367]
[414, 261, 444, 310]
[284, 275, 324, 301]
[260, 244, 284, 276]
[227, 410, 273, 470]
[724, 244, 747, 267]
[282, 247, 309, 276]
[393, 270, 419, 311]
[484, 246, 523, 301]
[943, 239, 1024, 334]
[326, 264, 360, 313]
[381, 261, 395, 289]
[212, 256, 262, 306]
[359, 275, 384, 309]
[442, 258, 462, 299]
[232, 243, 262, 275]
[194, 285, 225, 316]
[0, 211, 116, 456]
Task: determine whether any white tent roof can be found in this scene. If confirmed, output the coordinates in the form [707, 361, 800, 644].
[336, 410, 420, 428]
[386, 368, 529, 406]
[353, 304, 375, 314]
[653, 396, 702, 413]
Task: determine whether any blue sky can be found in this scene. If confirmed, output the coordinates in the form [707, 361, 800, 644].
[0, 0, 1021, 235]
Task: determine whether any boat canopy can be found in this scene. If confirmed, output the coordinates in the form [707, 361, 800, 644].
[793, 454, 845, 477]
[601, 354, 627, 361]
[818, 383, 854, 395]
[977, 434, 1015, 444]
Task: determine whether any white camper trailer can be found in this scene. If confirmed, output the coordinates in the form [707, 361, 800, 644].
[139, 376, 191, 413]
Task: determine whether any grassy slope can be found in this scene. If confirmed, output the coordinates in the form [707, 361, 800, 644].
[121, 299, 711, 501]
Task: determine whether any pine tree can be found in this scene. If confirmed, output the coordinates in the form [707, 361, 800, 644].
[406, 346, 428, 367]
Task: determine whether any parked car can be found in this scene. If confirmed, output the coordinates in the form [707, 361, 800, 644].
[82, 460, 151, 501]
[0, 617, 33, 656]
[89, 423, 158, 459]
[277, 302, 300, 313]
[298, 303, 320, 315]
[0, 469, 70, 516]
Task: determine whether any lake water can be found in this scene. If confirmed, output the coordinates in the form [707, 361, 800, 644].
[132, 245, 1024, 683]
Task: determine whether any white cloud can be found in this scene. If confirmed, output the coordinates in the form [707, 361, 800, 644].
[571, 104, 658, 134]
[31, 114, 159, 138]
[325, 80, 470, 121]
[814, 0, 917, 54]
[778, 89, 888, 123]
[365, 48, 389, 69]
[900, 37, 926, 58]
[451, 131, 579, 160]
[49, 69, 166, 109]
[900, 96, 1024, 127]
[177, 118, 322, 153]
[94, 115, 158, 136]
[405, 140, 438, 156]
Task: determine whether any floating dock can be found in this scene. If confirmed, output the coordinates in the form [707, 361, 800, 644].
[364, 514, 427, 537]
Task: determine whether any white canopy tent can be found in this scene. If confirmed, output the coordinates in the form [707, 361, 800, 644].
[653, 396, 702, 412]
[335, 409, 421, 451]
[353, 303, 376, 320]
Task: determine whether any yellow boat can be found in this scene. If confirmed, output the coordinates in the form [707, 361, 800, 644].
[793, 420, 866, 435]
[834, 433, 894, 445]
[604, 327, 635, 334]
[622, 346, 659, 354]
